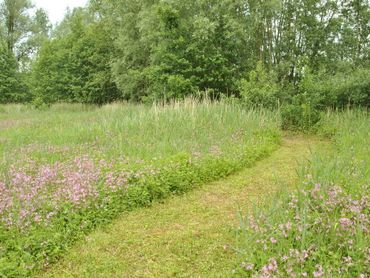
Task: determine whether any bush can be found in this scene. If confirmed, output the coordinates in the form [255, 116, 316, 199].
[240, 62, 281, 109]
[281, 104, 321, 131]
[31, 96, 51, 110]
[281, 94, 321, 131]
[299, 67, 370, 108]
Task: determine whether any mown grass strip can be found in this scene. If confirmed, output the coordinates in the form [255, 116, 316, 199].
[39, 135, 320, 277]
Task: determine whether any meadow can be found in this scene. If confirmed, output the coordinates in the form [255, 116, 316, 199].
[1, 0, 369, 276]
[0, 100, 281, 276]
[0, 101, 368, 277]
[236, 110, 369, 277]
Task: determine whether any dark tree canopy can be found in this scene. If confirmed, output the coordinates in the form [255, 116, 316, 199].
[0, 0, 369, 106]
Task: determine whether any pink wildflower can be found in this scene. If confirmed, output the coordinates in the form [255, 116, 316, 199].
[270, 237, 277, 244]
[241, 262, 254, 271]
[339, 218, 352, 227]
[313, 265, 324, 277]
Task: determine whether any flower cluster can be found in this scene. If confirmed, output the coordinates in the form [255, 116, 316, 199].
[239, 182, 369, 277]
[0, 156, 147, 229]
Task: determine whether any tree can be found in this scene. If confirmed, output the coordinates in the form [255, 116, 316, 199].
[0, 0, 50, 102]
[0, 0, 50, 67]
[0, 40, 19, 103]
[0, 0, 33, 53]
[31, 8, 119, 104]
[20, 0, 370, 106]
[111, 0, 250, 101]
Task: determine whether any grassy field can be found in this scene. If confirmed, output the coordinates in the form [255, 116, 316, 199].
[1, 103, 368, 277]
[236, 110, 369, 277]
[0, 101, 281, 277]
[0, 101, 280, 170]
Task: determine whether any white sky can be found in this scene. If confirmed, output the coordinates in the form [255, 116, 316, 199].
[33, 0, 88, 24]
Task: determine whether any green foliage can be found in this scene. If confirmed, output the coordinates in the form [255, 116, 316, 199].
[2, 0, 370, 106]
[30, 9, 119, 105]
[281, 93, 321, 131]
[0, 0, 50, 103]
[112, 0, 249, 101]
[240, 62, 281, 108]
[2, 0, 370, 107]
[0, 42, 19, 103]
[299, 67, 370, 108]
[29, 38, 70, 104]
[0, 0, 34, 55]
[0, 0, 50, 66]
[31, 96, 50, 110]
[280, 66, 370, 131]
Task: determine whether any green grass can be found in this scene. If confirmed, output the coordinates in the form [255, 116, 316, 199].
[4, 102, 366, 277]
[0, 100, 281, 277]
[236, 110, 369, 277]
[0, 100, 280, 172]
[39, 135, 320, 277]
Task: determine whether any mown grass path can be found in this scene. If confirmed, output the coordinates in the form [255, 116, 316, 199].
[40, 135, 322, 278]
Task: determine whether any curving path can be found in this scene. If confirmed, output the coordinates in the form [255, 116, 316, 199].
[40, 135, 322, 278]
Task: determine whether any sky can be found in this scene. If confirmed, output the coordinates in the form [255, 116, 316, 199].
[33, 0, 88, 24]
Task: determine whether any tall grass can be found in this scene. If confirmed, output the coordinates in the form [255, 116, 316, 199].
[236, 110, 369, 277]
[0, 100, 280, 170]
[0, 100, 281, 277]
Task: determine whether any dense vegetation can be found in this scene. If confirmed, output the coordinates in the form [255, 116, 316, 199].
[236, 110, 369, 277]
[1, 0, 369, 114]
[0, 101, 280, 276]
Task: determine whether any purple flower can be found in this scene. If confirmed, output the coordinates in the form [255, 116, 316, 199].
[241, 262, 254, 271]
[313, 265, 324, 277]
[339, 218, 352, 227]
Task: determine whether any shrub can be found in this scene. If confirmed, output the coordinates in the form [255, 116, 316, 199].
[299, 68, 370, 108]
[240, 62, 281, 109]
[281, 94, 321, 131]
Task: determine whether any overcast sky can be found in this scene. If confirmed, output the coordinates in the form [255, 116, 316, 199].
[33, 0, 88, 24]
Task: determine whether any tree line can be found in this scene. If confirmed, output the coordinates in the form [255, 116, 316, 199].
[1, 0, 369, 108]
